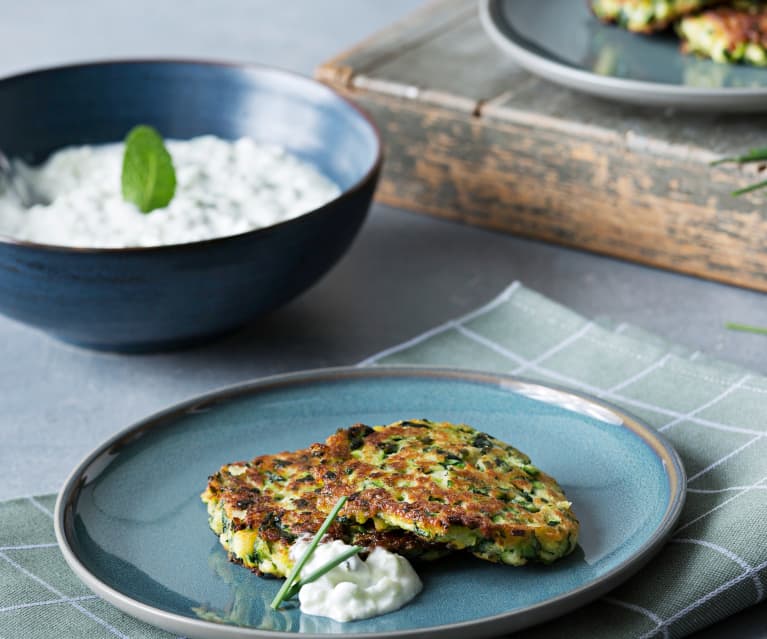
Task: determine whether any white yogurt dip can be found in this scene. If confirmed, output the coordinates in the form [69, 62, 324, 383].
[289, 539, 422, 622]
[0, 135, 340, 248]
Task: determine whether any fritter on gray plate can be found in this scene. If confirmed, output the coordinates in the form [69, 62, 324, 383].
[591, 0, 722, 33]
[202, 419, 579, 577]
[678, 1, 767, 65]
[202, 447, 445, 577]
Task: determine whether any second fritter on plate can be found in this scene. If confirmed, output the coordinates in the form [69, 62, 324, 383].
[202, 419, 579, 577]
[591, 0, 721, 32]
[678, 2, 767, 65]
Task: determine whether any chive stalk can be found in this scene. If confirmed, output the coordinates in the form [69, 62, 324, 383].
[270, 495, 348, 610]
[711, 147, 767, 196]
[711, 147, 767, 166]
[284, 545, 362, 600]
[725, 322, 767, 336]
[731, 179, 767, 196]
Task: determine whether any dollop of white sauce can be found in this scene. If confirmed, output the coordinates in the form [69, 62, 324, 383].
[0, 135, 340, 248]
[289, 539, 422, 622]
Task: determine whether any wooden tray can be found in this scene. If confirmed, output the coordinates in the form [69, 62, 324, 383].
[317, 0, 767, 291]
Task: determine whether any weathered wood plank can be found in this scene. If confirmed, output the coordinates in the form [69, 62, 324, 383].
[333, 4, 767, 157]
[482, 76, 767, 159]
[361, 16, 525, 107]
[317, 0, 767, 290]
[315, 0, 473, 88]
[336, 88, 767, 291]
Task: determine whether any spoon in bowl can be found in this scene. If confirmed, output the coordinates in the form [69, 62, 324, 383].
[0, 148, 48, 207]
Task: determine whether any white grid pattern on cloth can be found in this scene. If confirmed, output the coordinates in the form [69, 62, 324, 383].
[605, 353, 673, 394]
[688, 486, 767, 494]
[362, 285, 764, 438]
[2, 282, 762, 638]
[0, 543, 57, 552]
[671, 539, 764, 602]
[26, 497, 53, 518]
[355, 281, 523, 368]
[686, 435, 764, 483]
[658, 375, 752, 433]
[676, 475, 767, 534]
[358, 281, 767, 638]
[510, 321, 596, 376]
[635, 555, 767, 639]
[603, 597, 668, 639]
[0, 497, 187, 639]
[0, 595, 98, 614]
[360, 282, 761, 444]
[0, 551, 129, 639]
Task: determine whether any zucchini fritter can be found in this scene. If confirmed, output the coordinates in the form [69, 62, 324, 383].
[202, 419, 579, 577]
[591, 0, 721, 33]
[202, 448, 443, 577]
[678, 2, 767, 65]
[319, 420, 578, 566]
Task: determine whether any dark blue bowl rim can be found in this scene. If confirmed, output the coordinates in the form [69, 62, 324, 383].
[0, 58, 383, 255]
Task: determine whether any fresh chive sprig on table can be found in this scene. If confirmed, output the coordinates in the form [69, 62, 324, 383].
[712, 150, 767, 335]
[270, 495, 358, 610]
[725, 322, 767, 336]
[731, 180, 767, 197]
[711, 146, 767, 196]
[710, 147, 767, 166]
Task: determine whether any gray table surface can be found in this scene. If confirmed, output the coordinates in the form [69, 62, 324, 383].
[1, 1, 765, 637]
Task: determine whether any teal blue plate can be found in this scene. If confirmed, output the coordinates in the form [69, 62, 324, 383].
[55, 368, 685, 639]
[480, 0, 767, 111]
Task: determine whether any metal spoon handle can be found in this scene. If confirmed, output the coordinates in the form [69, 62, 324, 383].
[0, 148, 42, 207]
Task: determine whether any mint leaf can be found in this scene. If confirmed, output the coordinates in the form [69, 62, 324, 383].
[121, 125, 176, 213]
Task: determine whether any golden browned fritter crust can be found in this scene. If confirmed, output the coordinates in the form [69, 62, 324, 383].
[678, 2, 767, 65]
[314, 420, 578, 566]
[202, 419, 578, 577]
[591, 0, 723, 33]
[202, 446, 444, 577]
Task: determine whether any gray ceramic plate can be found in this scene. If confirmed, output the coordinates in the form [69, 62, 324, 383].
[55, 367, 686, 639]
[480, 0, 767, 111]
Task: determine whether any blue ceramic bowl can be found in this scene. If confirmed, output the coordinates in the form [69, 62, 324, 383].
[0, 61, 382, 352]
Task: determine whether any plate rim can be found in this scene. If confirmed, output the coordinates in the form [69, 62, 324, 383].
[55, 365, 687, 639]
[479, 0, 767, 111]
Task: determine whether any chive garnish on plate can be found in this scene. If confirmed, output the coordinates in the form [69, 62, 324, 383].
[284, 544, 362, 601]
[270, 495, 351, 610]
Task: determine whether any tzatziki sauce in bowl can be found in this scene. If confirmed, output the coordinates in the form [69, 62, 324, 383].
[0, 136, 341, 248]
[0, 60, 381, 351]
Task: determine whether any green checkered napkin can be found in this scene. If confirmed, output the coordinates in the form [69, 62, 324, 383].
[2, 282, 765, 639]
